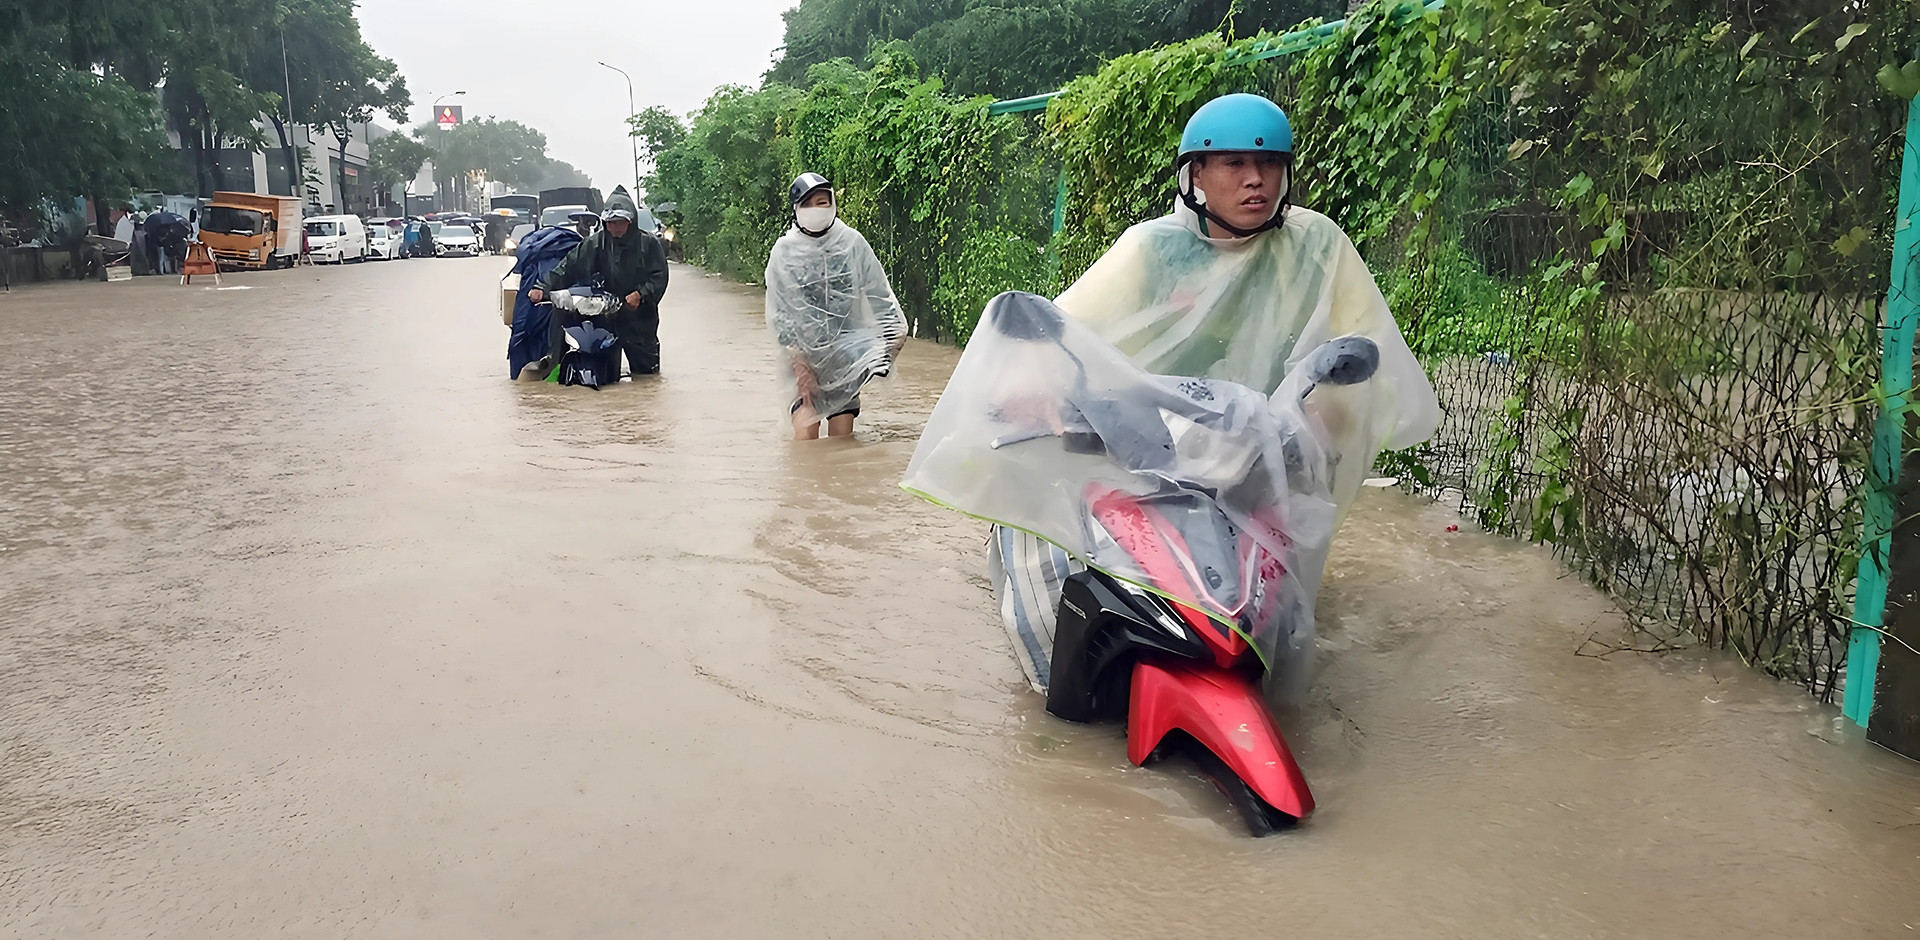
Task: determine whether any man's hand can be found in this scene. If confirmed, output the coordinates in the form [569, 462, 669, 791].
[997, 392, 1068, 434]
[527, 287, 545, 303]
[624, 290, 642, 310]
[792, 354, 819, 399]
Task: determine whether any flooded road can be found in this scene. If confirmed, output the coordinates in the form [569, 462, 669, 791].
[3, 258, 1917, 937]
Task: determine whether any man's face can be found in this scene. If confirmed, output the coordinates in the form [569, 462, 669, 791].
[604, 218, 631, 238]
[1191, 151, 1288, 232]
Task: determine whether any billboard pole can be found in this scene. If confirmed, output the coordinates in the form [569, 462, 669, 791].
[432, 91, 466, 211]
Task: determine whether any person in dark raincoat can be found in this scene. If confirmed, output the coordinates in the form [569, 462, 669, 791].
[528, 186, 669, 376]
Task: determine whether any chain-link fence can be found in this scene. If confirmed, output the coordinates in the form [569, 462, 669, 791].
[1016, 5, 1906, 698]
[1355, 29, 1900, 699]
[655, 0, 1909, 699]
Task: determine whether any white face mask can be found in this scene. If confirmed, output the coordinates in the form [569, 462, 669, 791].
[795, 205, 837, 235]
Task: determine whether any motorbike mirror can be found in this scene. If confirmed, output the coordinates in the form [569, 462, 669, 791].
[1302, 335, 1380, 387]
[985, 291, 1067, 343]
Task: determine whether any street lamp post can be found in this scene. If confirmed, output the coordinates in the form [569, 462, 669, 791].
[431, 90, 466, 211]
[597, 62, 641, 199]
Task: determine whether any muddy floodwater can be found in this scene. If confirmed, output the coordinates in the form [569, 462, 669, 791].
[3, 259, 1918, 937]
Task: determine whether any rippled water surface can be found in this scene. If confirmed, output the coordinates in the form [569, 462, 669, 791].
[2, 259, 1917, 937]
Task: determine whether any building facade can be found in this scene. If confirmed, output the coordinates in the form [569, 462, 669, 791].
[168, 119, 395, 217]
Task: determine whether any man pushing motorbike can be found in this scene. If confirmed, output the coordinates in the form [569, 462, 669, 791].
[910, 92, 1441, 699]
[526, 186, 670, 377]
[901, 93, 1441, 829]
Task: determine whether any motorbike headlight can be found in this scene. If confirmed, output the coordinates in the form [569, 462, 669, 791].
[1114, 580, 1188, 640]
[504, 239, 516, 249]
[663, 228, 676, 242]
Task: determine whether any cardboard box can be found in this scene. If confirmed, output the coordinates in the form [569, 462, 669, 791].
[500, 272, 520, 326]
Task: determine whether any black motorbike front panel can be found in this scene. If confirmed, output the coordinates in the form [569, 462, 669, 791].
[1046, 570, 1209, 723]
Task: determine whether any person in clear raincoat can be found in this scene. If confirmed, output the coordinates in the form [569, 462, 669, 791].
[765, 173, 908, 440]
[904, 93, 1440, 701]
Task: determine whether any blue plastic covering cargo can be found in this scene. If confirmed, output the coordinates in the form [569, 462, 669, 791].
[505, 226, 584, 378]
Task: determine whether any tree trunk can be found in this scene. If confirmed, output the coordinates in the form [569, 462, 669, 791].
[186, 124, 209, 196]
[268, 115, 300, 197]
[206, 126, 228, 192]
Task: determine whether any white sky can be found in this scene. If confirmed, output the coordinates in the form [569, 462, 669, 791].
[357, 0, 793, 195]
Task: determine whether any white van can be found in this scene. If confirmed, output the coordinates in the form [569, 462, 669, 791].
[303, 215, 370, 264]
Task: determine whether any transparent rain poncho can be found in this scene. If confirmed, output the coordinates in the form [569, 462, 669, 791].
[904, 206, 1438, 699]
[903, 292, 1367, 695]
[1055, 204, 1439, 514]
[764, 222, 907, 418]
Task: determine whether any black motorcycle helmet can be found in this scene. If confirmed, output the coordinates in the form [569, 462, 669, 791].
[789, 172, 831, 207]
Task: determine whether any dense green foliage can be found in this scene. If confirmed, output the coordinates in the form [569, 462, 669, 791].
[256, 0, 411, 198]
[644, 53, 1051, 340]
[0, 0, 407, 215]
[0, 30, 178, 214]
[408, 116, 594, 198]
[1043, 34, 1266, 277]
[658, 0, 1918, 694]
[769, 0, 1345, 97]
[647, 83, 804, 283]
[366, 132, 432, 193]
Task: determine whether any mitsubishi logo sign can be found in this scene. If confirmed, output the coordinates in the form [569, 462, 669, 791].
[436, 105, 463, 130]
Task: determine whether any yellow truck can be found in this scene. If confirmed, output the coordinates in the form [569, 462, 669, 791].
[199, 192, 302, 269]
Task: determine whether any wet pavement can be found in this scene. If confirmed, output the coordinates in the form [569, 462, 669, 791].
[2, 258, 1918, 937]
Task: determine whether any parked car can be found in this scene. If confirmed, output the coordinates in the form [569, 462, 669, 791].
[433, 220, 480, 256]
[365, 217, 405, 259]
[303, 215, 369, 264]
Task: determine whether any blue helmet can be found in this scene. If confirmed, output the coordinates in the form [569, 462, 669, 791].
[1175, 93, 1295, 238]
[1177, 94, 1293, 167]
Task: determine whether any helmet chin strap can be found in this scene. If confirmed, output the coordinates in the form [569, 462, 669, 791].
[1178, 163, 1290, 239]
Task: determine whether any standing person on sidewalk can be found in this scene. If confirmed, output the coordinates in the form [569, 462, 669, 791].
[765, 173, 907, 440]
[525, 187, 670, 377]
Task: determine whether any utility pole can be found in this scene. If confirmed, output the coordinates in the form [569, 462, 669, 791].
[279, 27, 299, 198]
[597, 62, 640, 199]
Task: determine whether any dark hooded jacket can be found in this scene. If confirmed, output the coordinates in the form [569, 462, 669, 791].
[537, 187, 669, 315]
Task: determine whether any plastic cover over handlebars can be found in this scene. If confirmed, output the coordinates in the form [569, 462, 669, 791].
[903, 292, 1336, 690]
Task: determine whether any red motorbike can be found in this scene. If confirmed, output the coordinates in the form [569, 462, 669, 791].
[983, 293, 1379, 834]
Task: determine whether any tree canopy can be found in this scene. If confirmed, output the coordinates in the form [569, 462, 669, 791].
[366, 131, 432, 193]
[416, 117, 597, 192]
[0, 0, 410, 214]
[768, 0, 1346, 96]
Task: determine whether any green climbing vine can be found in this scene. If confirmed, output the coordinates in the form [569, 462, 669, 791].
[650, 0, 1919, 696]
[645, 49, 1053, 342]
[1042, 34, 1271, 280]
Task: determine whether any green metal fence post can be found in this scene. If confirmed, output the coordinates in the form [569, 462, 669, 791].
[1045, 168, 1068, 280]
[1844, 93, 1920, 726]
